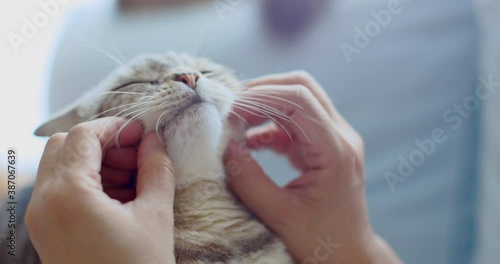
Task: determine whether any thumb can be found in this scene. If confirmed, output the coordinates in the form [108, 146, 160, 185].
[135, 133, 176, 205]
[224, 141, 289, 232]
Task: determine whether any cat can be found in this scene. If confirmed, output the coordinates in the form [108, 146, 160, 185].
[28, 52, 293, 263]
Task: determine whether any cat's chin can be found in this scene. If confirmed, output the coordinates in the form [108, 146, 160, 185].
[162, 104, 226, 187]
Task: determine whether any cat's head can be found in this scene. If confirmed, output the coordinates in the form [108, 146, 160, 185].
[36, 52, 245, 179]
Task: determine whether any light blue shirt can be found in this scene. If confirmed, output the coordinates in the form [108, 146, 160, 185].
[46, 1, 480, 263]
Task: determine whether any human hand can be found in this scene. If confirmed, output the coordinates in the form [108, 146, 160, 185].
[224, 71, 401, 264]
[26, 118, 176, 264]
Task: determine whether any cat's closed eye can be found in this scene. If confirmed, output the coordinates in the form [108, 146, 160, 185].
[112, 80, 159, 91]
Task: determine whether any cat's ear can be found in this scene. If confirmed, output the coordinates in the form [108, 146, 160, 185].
[34, 92, 100, 137]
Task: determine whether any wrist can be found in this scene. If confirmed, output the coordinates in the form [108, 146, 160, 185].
[358, 233, 402, 264]
[322, 232, 401, 264]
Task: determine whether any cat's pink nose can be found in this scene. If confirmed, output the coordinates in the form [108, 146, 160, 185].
[174, 72, 200, 90]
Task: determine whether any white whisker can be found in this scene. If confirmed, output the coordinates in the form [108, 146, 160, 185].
[231, 104, 294, 145]
[234, 100, 292, 122]
[155, 109, 171, 144]
[109, 101, 152, 120]
[100, 91, 147, 97]
[237, 100, 310, 143]
[103, 105, 156, 149]
[239, 92, 303, 109]
[229, 110, 250, 127]
[112, 42, 128, 64]
[88, 101, 150, 121]
[78, 43, 128, 68]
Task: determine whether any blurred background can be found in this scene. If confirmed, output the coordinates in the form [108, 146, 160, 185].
[0, 1, 91, 186]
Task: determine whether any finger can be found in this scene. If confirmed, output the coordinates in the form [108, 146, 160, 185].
[103, 147, 138, 170]
[245, 123, 292, 153]
[224, 141, 290, 233]
[103, 186, 136, 203]
[246, 71, 338, 120]
[246, 72, 364, 151]
[244, 72, 364, 155]
[34, 133, 67, 187]
[234, 85, 338, 169]
[245, 125, 308, 171]
[61, 118, 143, 176]
[135, 133, 175, 205]
[101, 166, 134, 186]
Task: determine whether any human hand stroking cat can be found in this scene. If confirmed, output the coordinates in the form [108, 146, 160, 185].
[26, 118, 176, 264]
[32, 52, 293, 263]
[224, 71, 402, 264]
[29, 53, 401, 263]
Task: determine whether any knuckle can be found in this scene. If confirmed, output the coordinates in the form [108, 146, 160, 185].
[345, 134, 364, 161]
[68, 123, 91, 136]
[289, 84, 314, 109]
[47, 132, 67, 145]
[290, 84, 311, 99]
[291, 70, 314, 84]
[336, 145, 365, 188]
[344, 128, 365, 155]
[355, 133, 365, 154]
[342, 139, 365, 177]
[349, 130, 365, 155]
[24, 202, 38, 232]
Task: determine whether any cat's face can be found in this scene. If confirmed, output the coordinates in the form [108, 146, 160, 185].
[101, 52, 239, 131]
[36, 52, 240, 134]
[97, 52, 241, 139]
[36, 52, 244, 177]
